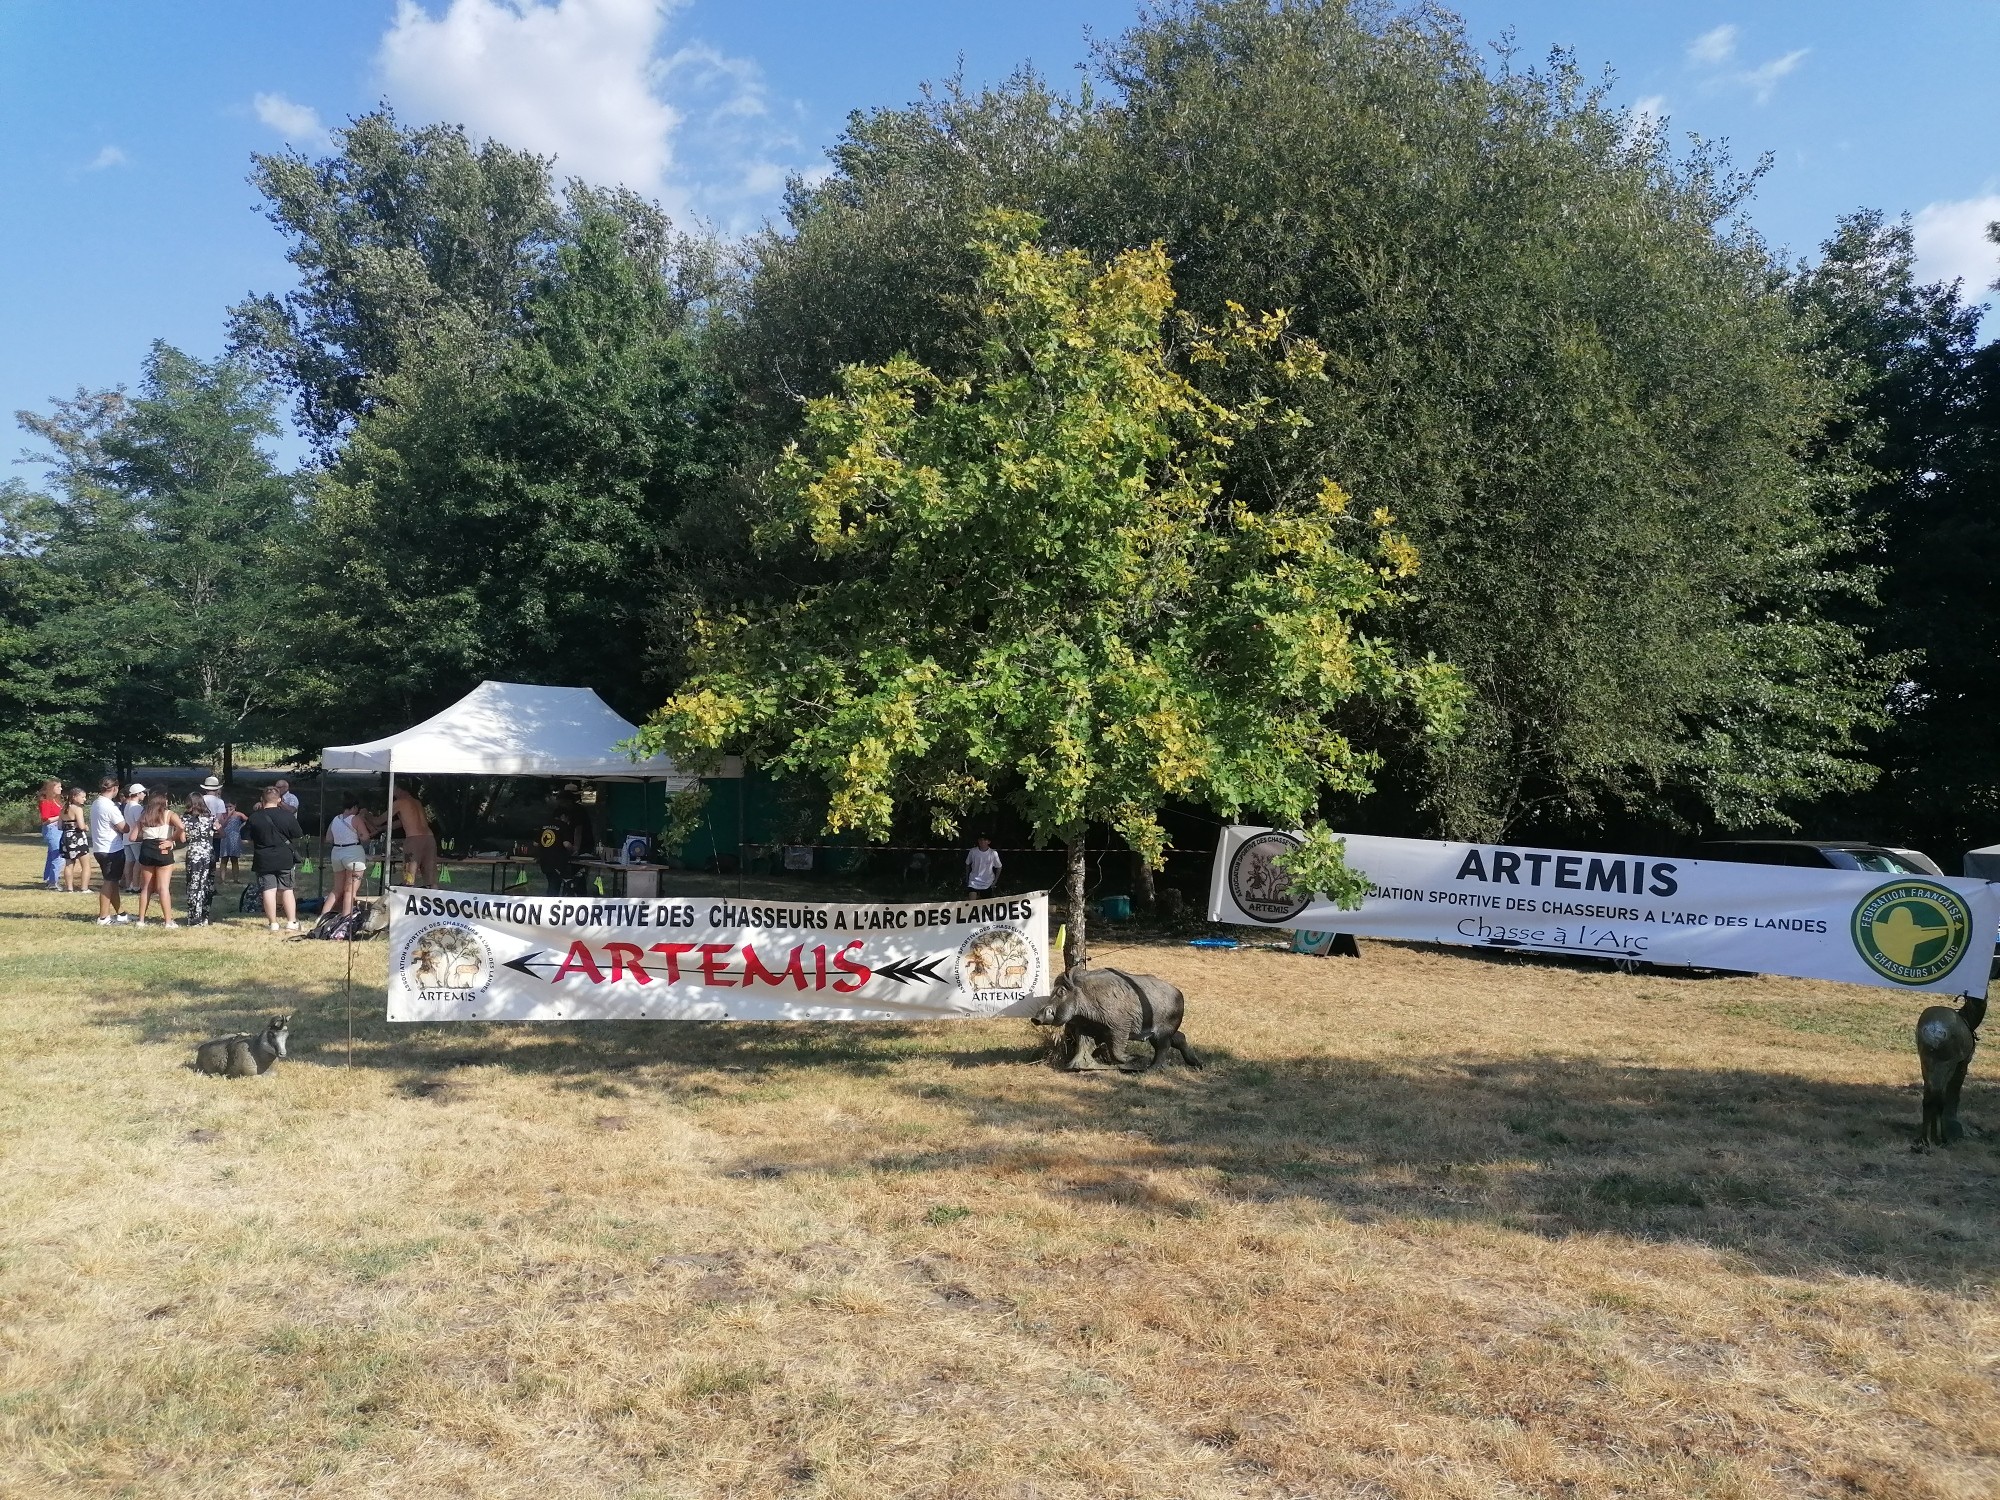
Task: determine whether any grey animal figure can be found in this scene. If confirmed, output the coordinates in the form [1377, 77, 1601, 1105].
[193, 1015, 291, 1077]
[1031, 967, 1202, 1071]
[1914, 994, 1983, 1148]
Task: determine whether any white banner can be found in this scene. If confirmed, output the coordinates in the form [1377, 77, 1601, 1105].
[386, 888, 1050, 1022]
[1210, 828, 1997, 997]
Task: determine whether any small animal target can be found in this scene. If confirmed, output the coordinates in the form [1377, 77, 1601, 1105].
[192, 1015, 290, 1077]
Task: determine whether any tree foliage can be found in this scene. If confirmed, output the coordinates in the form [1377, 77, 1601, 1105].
[1795, 211, 2000, 851]
[3, 345, 297, 778]
[269, 205, 738, 750]
[643, 220, 1459, 965]
[738, 0, 1886, 842]
[228, 107, 724, 455]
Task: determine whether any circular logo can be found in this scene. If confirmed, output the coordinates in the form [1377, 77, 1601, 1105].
[1228, 831, 1310, 924]
[1850, 879, 1974, 985]
[397, 920, 494, 1000]
[958, 925, 1042, 1003]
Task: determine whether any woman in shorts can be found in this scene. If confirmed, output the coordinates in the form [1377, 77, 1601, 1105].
[132, 791, 185, 927]
[323, 795, 374, 917]
[58, 786, 91, 892]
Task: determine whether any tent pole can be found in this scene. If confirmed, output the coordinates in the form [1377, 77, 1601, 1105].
[385, 757, 397, 897]
[316, 768, 327, 904]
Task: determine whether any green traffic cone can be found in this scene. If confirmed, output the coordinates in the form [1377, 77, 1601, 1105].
[369, 862, 382, 881]
[510, 870, 530, 888]
[438, 867, 452, 885]
[593, 877, 606, 895]
[298, 858, 314, 875]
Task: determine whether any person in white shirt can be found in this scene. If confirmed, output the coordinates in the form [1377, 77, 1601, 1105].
[88, 776, 131, 924]
[965, 835, 1003, 897]
[323, 796, 374, 917]
[274, 778, 300, 812]
[198, 774, 227, 819]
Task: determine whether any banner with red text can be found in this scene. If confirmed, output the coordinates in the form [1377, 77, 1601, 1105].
[386, 888, 1049, 1022]
[1209, 828, 1997, 997]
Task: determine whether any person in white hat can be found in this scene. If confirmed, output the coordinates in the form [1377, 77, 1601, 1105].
[198, 775, 226, 820]
[121, 783, 146, 893]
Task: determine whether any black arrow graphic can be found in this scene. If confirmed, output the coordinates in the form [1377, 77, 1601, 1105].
[873, 954, 951, 985]
[503, 950, 565, 982]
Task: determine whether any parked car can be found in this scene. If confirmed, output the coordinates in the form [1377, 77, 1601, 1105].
[1698, 839, 1945, 875]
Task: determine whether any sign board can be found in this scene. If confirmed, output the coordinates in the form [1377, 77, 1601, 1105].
[387, 889, 1049, 1022]
[1209, 828, 1997, 997]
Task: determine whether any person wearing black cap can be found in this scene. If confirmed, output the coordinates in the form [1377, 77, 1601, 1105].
[536, 785, 592, 895]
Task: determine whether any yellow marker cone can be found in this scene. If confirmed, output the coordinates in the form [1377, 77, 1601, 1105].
[1053, 923, 1066, 956]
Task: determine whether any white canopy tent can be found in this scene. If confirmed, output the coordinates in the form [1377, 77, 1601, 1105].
[323, 680, 710, 780]
[320, 681, 738, 887]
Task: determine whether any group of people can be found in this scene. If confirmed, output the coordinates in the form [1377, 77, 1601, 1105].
[33, 774, 353, 931]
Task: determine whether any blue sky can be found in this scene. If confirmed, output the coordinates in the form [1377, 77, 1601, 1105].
[4, 1, 1997, 471]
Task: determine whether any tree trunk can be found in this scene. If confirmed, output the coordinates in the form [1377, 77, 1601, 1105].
[222, 741, 234, 788]
[1063, 833, 1088, 973]
[1132, 849, 1156, 909]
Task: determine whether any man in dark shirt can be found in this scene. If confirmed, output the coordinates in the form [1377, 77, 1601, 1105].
[536, 787, 592, 895]
[246, 786, 305, 931]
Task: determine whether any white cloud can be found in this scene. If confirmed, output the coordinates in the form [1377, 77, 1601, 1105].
[1629, 94, 1669, 129]
[1685, 24, 1808, 104]
[374, 0, 809, 230]
[379, 0, 683, 205]
[254, 92, 330, 146]
[85, 145, 126, 171]
[1913, 195, 2000, 297]
[1687, 24, 1737, 66]
[1738, 48, 1808, 105]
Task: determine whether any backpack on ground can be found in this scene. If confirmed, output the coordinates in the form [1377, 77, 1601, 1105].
[305, 906, 364, 941]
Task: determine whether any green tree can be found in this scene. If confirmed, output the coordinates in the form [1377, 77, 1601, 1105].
[643, 221, 1458, 969]
[738, 0, 1884, 843]
[1797, 213, 2000, 851]
[6, 346, 297, 778]
[272, 204, 737, 751]
[228, 109, 563, 451]
[0, 490, 102, 792]
[229, 107, 724, 454]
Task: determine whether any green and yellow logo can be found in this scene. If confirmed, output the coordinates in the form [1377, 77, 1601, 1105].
[1850, 880, 1975, 985]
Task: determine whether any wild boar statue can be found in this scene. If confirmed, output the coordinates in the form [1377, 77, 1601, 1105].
[1031, 967, 1202, 1072]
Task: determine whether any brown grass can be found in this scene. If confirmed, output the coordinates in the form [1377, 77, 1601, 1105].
[0, 835, 1995, 1498]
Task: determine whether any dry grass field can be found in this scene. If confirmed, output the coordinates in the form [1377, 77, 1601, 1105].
[0, 836, 1996, 1498]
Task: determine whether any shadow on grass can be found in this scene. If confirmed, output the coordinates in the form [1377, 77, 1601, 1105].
[80, 959, 1998, 1289]
[91, 966, 1040, 1076]
[880, 1050, 2000, 1290]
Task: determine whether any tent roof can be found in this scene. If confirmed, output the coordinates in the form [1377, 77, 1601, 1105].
[320, 681, 730, 781]
[1965, 844, 2000, 880]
